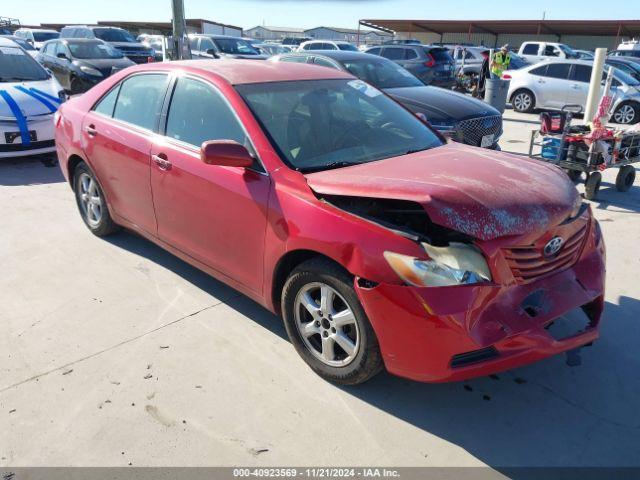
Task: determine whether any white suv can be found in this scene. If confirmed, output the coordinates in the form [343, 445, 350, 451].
[518, 41, 579, 63]
[14, 28, 59, 50]
[298, 40, 358, 52]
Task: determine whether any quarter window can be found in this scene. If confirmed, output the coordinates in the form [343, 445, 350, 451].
[522, 44, 538, 55]
[112, 74, 168, 131]
[94, 87, 120, 117]
[165, 77, 247, 148]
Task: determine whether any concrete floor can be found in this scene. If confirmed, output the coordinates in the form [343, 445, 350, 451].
[1, 110, 639, 470]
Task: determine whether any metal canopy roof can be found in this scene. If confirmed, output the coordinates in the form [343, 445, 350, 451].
[360, 19, 640, 38]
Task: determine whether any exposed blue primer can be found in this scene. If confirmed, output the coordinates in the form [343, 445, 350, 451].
[14, 85, 58, 112]
[0, 90, 30, 147]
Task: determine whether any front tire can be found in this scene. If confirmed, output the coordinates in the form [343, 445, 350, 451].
[613, 102, 639, 125]
[511, 89, 535, 113]
[281, 258, 383, 385]
[73, 162, 120, 236]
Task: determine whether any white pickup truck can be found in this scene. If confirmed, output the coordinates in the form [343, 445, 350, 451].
[518, 42, 579, 63]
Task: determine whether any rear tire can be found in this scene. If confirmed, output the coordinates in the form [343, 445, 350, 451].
[511, 89, 535, 113]
[584, 171, 602, 200]
[615, 165, 636, 192]
[613, 102, 639, 125]
[73, 162, 120, 237]
[564, 168, 582, 183]
[281, 258, 383, 385]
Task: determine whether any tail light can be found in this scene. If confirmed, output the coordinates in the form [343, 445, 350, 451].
[424, 53, 435, 68]
[502, 73, 512, 79]
[147, 56, 155, 63]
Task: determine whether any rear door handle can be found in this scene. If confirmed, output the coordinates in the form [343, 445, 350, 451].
[85, 124, 97, 137]
[152, 153, 172, 171]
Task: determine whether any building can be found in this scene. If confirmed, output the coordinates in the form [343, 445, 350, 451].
[33, 19, 241, 37]
[304, 26, 391, 44]
[245, 25, 306, 41]
[360, 19, 640, 51]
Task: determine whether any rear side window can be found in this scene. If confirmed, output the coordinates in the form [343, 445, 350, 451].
[530, 65, 548, 76]
[381, 48, 405, 60]
[113, 74, 168, 130]
[404, 49, 418, 60]
[545, 63, 571, 79]
[366, 47, 381, 55]
[165, 77, 246, 147]
[94, 87, 120, 117]
[522, 44, 539, 55]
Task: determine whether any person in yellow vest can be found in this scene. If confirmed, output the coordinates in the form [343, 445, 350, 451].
[490, 44, 511, 78]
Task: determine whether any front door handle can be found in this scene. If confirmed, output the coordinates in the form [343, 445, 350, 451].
[152, 153, 172, 171]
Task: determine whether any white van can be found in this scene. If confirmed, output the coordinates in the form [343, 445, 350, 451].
[518, 41, 579, 63]
[14, 28, 59, 50]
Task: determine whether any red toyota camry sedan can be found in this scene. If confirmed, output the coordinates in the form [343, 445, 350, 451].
[55, 60, 606, 385]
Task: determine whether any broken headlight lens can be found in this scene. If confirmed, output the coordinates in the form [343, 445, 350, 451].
[384, 242, 492, 287]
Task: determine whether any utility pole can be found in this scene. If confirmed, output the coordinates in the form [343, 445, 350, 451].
[171, 0, 191, 60]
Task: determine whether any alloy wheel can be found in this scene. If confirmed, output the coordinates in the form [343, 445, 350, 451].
[513, 92, 532, 112]
[78, 173, 103, 227]
[294, 282, 360, 367]
[614, 104, 636, 124]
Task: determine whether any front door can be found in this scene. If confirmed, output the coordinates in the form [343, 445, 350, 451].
[150, 76, 270, 293]
[82, 73, 169, 235]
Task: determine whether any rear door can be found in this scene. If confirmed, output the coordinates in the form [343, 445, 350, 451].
[149, 76, 270, 293]
[81, 72, 170, 235]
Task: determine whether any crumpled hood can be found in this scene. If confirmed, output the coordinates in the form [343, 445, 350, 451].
[0, 78, 61, 119]
[305, 143, 579, 241]
[385, 86, 500, 123]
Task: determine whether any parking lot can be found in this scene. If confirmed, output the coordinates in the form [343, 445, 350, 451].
[1, 108, 639, 469]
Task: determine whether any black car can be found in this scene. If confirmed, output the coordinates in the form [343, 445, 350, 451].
[605, 57, 640, 82]
[189, 34, 267, 60]
[271, 51, 502, 149]
[37, 39, 134, 94]
[60, 26, 154, 64]
[364, 44, 456, 88]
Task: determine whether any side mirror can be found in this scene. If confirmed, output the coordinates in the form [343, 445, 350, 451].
[27, 39, 34, 45]
[206, 48, 219, 58]
[201, 140, 254, 168]
[57, 52, 69, 60]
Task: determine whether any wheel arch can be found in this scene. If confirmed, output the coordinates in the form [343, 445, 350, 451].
[510, 87, 536, 105]
[67, 154, 86, 187]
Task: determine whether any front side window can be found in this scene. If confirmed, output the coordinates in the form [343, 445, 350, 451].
[522, 44, 538, 55]
[33, 31, 59, 42]
[112, 74, 168, 130]
[572, 64, 592, 83]
[236, 79, 442, 172]
[213, 38, 259, 55]
[94, 86, 120, 117]
[166, 77, 246, 147]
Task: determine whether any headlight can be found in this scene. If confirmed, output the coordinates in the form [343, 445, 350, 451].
[79, 65, 103, 77]
[384, 242, 492, 287]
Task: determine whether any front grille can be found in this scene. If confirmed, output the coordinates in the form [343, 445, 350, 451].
[0, 139, 55, 152]
[455, 115, 503, 147]
[503, 224, 588, 284]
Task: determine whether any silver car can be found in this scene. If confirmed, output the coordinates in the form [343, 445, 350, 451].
[505, 59, 640, 124]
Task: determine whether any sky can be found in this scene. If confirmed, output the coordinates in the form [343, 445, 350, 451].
[5, 0, 640, 31]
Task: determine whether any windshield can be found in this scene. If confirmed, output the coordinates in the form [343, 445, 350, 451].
[94, 28, 136, 43]
[0, 46, 49, 81]
[337, 43, 358, 51]
[342, 57, 422, 89]
[8, 37, 35, 51]
[236, 79, 442, 172]
[68, 41, 124, 59]
[213, 38, 259, 55]
[558, 44, 579, 59]
[614, 67, 640, 86]
[33, 31, 59, 42]
[508, 53, 528, 69]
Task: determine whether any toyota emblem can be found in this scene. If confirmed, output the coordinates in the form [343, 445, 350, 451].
[543, 236, 564, 257]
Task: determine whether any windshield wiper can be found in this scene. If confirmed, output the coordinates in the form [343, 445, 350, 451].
[299, 161, 359, 173]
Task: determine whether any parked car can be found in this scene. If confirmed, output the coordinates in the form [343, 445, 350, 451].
[189, 34, 267, 59]
[605, 57, 640, 82]
[60, 26, 155, 64]
[282, 37, 311, 46]
[271, 51, 503, 149]
[37, 39, 135, 94]
[54, 59, 605, 385]
[608, 50, 640, 61]
[448, 46, 528, 92]
[518, 41, 579, 63]
[0, 34, 39, 58]
[0, 37, 64, 159]
[13, 28, 59, 50]
[383, 39, 421, 45]
[298, 40, 358, 52]
[574, 49, 594, 60]
[504, 59, 640, 124]
[137, 34, 165, 61]
[365, 44, 456, 88]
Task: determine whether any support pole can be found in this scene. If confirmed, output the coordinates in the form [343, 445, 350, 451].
[171, 0, 191, 60]
[583, 47, 607, 123]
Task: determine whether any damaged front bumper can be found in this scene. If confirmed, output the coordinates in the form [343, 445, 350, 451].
[354, 220, 606, 383]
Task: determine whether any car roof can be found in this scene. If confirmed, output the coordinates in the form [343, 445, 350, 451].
[0, 37, 21, 47]
[17, 28, 57, 32]
[284, 50, 384, 62]
[194, 34, 243, 40]
[143, 59, 352, 85]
